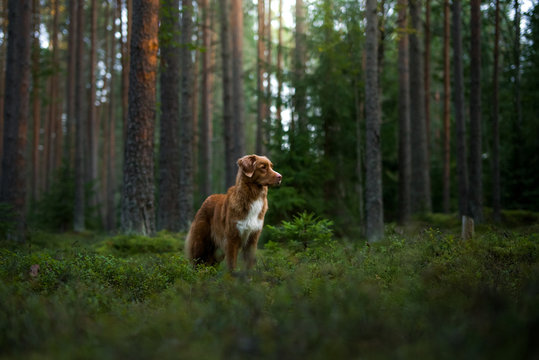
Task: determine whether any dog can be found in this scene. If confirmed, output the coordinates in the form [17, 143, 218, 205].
[185, 154, 282, 271]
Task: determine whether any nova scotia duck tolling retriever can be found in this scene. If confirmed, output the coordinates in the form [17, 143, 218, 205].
[185, 154, 282, 271]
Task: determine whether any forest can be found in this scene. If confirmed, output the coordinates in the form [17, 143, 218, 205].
[0, 0, 538, 358]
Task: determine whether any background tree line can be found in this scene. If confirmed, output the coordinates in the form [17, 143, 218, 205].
[0, 0, 538, 241]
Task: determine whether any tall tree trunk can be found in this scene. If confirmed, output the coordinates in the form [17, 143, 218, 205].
[452, 0, 468, 217]
[230, 0, 245, 161]
[397, 0, 411, 224]
[87, 0, 98, 210]
[200, 0, 214, 199]
[157, 0, 181, 231]
[179, 0, 194, 230]
[275, 0, 283, 149]
[265, 0, 272, 151]
[104, 0, 117, 231]
[1, 0, 32, 239]
[256, 0, 266, 154]
[31, 0, 40, 202]
[74, 0, 86, 231]
[442, 0, 451, 213]
[65, 0, 77, 165]
[409, 0, 431, 213]
[512, 0, 522, 205]
[219, 0, 235, 188]
[121, 0, 132, 139]
[0, 0, 7, 175]
[294, 0, 306, 136]
[46, 0, 60, 188]
[424, 0, 431, 163]
[107, 0, 118, 231]
[121, 0, 159, 235]
[365, 0, 383, 242]
[492, 0, 501, 221]
[469, 0, 483, 222]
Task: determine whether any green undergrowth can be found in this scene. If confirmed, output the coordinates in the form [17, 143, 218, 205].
[1, 212, 538, 359]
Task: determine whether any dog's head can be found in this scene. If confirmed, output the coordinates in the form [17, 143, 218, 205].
[237, 155, 282, 186]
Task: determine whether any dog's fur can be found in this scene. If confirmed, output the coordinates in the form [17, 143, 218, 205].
[185, 155, 282, 270]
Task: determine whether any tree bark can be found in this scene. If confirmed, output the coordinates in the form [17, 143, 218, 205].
[0, 0, 7, 175]
[121, 0, 132, 139]
[256, 0, 266, 155]
[1, 0, 32, 239]
[87, 0, 99, 209]
[442, 0, 451, 213]
[230, 0, 245, 161]
[74, 0, 85, 232]
[219, 0, 235, 188]
[397, 0, 411, 224]
[294, 0, 306, 135]
[121, 0, 159, 235]
[65, 0, 77, 165]
[469, 0, 483, 222]
[409, 0, 431, 213]
[452, 0, 469, 217]
[365, 0, 384, 242]
[31, 0, 40, 202]
[179, 0, 194, 231]
[424, 0, 431, 164]
[200, 0, 214, 199]
[275, 0, 283, 147]
[105, 0, 117, 231]
[157, 0, 181, 232]
[492, 0, 501, 221]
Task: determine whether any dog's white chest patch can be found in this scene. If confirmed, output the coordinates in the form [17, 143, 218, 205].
[236, 198, 264, 246]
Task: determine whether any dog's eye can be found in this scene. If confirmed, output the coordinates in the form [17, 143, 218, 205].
[261, 164, 266, 169]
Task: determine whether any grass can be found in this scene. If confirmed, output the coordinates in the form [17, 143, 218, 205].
[0, 211, 538, 359]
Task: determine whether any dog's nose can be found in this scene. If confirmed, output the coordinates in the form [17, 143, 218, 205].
[276, 172, 282, 183]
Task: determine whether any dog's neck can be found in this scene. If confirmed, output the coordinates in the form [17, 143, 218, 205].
[234, 171, 268, 201]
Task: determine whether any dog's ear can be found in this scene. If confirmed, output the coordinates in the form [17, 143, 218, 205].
[237, 155, 257, 177]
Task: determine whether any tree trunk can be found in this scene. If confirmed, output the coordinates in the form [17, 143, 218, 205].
[491, 0, 501, 221]
[74, 0, 85, 232]
[424, 0, 431, 164]
[442, 0, 451, 213]
[121, 0, 132, 139]
[121, 0, 159, 235]
[87, 0, 98, 210]
[157, 0, 181, 232]
[452, 0, 468, 217]
[256, 0, 266, 155]
[179, 0, 194, 231]
[104, 0, 117, 231]
[219, 0, 235, 188]
[469, 0, 483, 222]
[265, 0, 272, 151]
[397, 0, 411, 224]
[365, 0, 383, 242]
[200, 0, 214, 199]
[512, 0, 522, 206]
[1, 0, 32, 239]
[294, 0, 306, 135]
[65, 0, 77, 165]
[0, 0, 7, 175]
[230, 0, 245, 161]
[409, 0, 431, 214]
[31, 0, 40, 202]
[46, 0, 61, 188]
[275, 0, 283, 147]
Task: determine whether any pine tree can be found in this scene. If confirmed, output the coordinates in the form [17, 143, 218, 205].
[121, 0, 159, 235]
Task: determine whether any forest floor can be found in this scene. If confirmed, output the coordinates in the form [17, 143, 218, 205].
[1, 210, 538, 359]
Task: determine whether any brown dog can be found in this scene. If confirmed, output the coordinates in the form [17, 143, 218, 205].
[185, 155, 282, 271]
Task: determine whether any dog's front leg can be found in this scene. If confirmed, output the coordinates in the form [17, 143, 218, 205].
[243, 232, 261, 270]
[225, 238, 240, 271]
